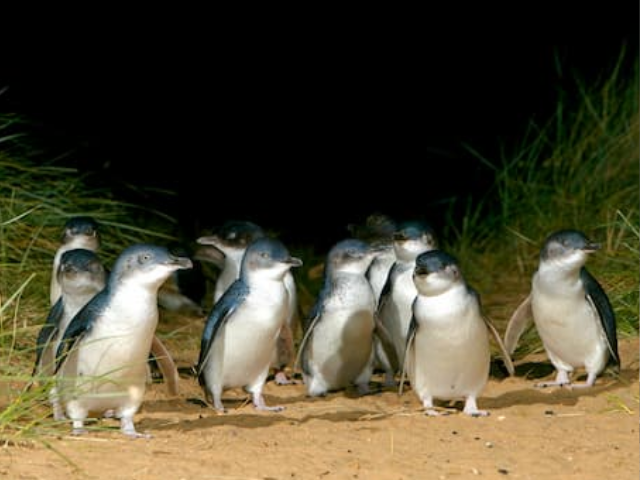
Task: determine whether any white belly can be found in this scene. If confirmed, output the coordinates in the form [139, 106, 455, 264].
[531, 280, 607, 373]
[408, 295, 489, 400]
[306, 308, 375, 390]
[206, 292, 288, 390]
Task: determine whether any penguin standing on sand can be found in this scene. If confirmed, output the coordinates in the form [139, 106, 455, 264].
[55, 244, 192, 437]
[48, 216, 182, 396]
[376, 221, 438, 384]
[197, 237, 302, 412]
[401, 250, 514, 416]
[504, 229, 619, 388]
[197, 220, 300, 385]
[34, 248, 106, 420]
[297, 239, 379, 397]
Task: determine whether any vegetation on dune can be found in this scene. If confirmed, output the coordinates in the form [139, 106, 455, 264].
[0, 50, 638, 440]
[447, 51, 639, 349]
[0, 114, 182, 438]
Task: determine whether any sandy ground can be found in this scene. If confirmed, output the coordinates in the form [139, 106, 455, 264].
[1, 315, 638, 480]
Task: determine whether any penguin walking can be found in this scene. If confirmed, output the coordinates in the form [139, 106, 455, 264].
[197, 237, 302, 412]
[296, 239, 379, 397]
[55, 244, 192, 437]
[34, 248, 107, 420]
[504, 229, 619, 388]
[401, 250, 514, 416]
[197, 220, 300, 385]
[48, 216, 181, 396]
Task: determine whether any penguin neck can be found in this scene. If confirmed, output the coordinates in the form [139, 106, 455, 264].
[244, 268, 287, 287]
[535, 261, 584, 294]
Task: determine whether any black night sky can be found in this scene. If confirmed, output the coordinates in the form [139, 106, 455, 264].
[1, 6, 637, 248]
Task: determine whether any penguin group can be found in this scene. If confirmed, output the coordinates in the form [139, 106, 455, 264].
[32, 215, 619, 437]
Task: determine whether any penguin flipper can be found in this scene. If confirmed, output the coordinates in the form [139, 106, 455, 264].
[54, 294, 104, 373]
[581, 268, 620, 368]
[398, 314, 418, 396]
[484, 315, 515, 376]
[32, 299, 64, 377]
[294, 309, 322, 376]
[375, 262, 397, 316]
[196, 280, 248, 383]
[150, 335, 180, 396]
[373, 312, 400, 373]
[503, 294, 533, 355]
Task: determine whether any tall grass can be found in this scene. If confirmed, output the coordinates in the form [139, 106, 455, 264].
[447, 51, 639, 346]
[0, 114, 182, 439]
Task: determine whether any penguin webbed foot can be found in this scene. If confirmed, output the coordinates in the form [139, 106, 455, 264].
[273, 370, 297, 385]
[462, 396, 489, 417]
[356, 382, 373, 397]
[252, 393, 284, 412]
[71, 419, 87, 435]
[535, 370, 575, 389]
[121, 418, 151, 439]
[424, 409, 446, 417]
[255, 404, 285, 412]
[535, 380, 571, 389]
[53, 410, 67, 421]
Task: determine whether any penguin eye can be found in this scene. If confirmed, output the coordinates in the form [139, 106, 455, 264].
[139, 253, 152, 264]
[260, 251, 269, 259]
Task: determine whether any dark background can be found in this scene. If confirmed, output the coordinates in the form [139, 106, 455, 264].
[1, 6, 637, 249]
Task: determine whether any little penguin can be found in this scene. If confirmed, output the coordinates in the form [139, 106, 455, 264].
[33, 248, 107, 420]
[401, 250, 514, 416]
[503, 229, 619, 388]
[48, 216, 182, 396]
[197, 220, 300, 385]
[55, 244, 192, 437]
[197, 237, 302, 412]
[296, 239, 379, 397]
[375, 220, 438, 384]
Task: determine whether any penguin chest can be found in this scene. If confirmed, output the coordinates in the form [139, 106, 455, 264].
[308, 282, 375, 385]
[409, 294, 490, 399]
[531, 279, 604, 368]
[77, 293, 159, 380]
[383, 269, 417, 353]
[216, 285, 288, 387]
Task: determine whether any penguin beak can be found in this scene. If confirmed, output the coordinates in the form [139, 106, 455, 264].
[196, 235, 221, 247]
[583, 242, 601, 253]
[286, 257, 303, 268]
[414, 266, 429, 276]
[193, 244, 226, 267]
[172, 256, 193, 270]
[392, 232, 409, 241]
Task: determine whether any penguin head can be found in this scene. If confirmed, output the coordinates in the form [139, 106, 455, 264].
[111, 243, 193, 289]
[61, 216, 101, 251]
[413, 250, 462, 296]
[326, 238, 380, 275]
[196, 220, 265, 257]
[540, 229, 600, 267]
[240, 237, 302, 281]
[392, 221, 438, 261]
[58, 248, 107, 295]
[347, 213, 397, 246]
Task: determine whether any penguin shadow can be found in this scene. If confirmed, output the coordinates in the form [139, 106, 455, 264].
[482, 362, 635, 410]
